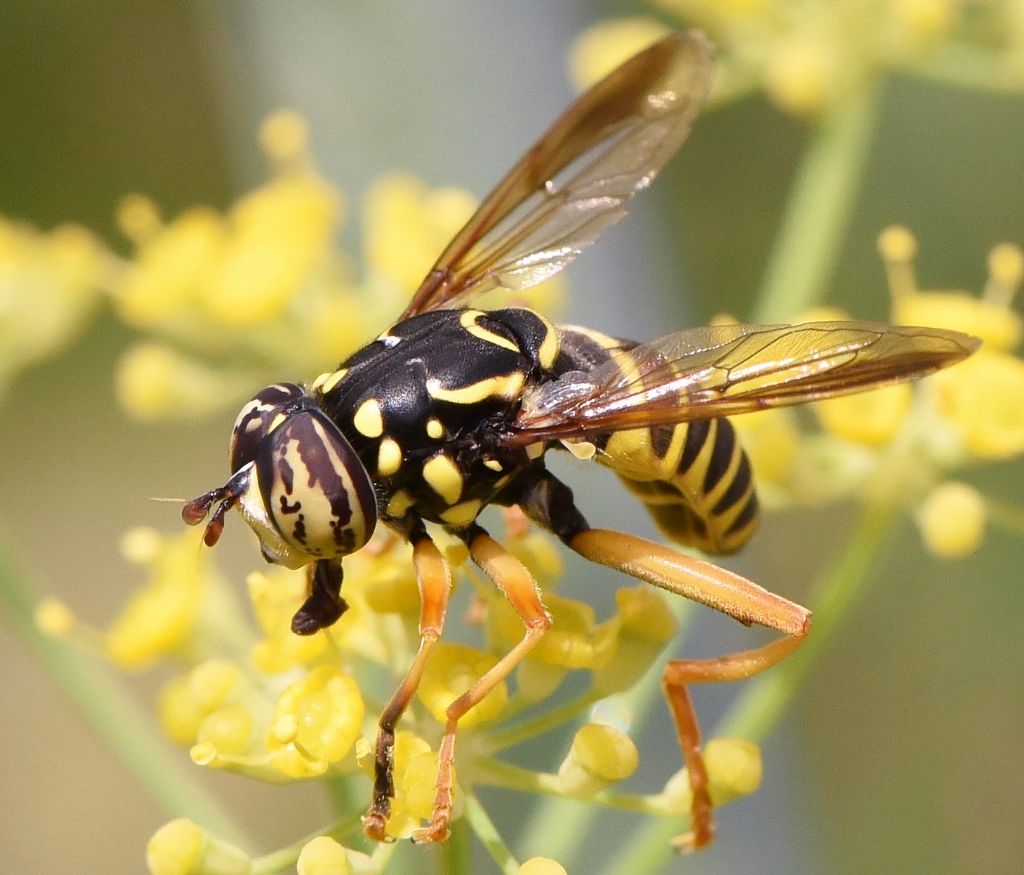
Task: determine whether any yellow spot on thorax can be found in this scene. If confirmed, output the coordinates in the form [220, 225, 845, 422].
[534, 312, 560, 369]
[426, 417, 444, 439]
[320, 369, 348, 394]
[377, 437, 402, 477]
[269, 412, 288, 432]
[386, 490, 414, 518]
[422, 453, 463, 504]
[440, 499, 482, 526]
[460, 309, 520, 352]
[426, 371, 525, 405]
[353, 398, 384, 438]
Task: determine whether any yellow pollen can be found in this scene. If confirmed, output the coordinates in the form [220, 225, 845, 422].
[426, 417, 444, 439]
[377, 437, 402, 477]
[484, 458, 503, 472]
[353, 398, 384, 438]
[422, 454, 463, 504]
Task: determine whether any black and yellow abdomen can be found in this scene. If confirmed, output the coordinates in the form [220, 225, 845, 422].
[556, 327, 759, 555]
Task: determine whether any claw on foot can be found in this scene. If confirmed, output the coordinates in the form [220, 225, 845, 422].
[361, 813, 392, 843]
[410, 822, 451, 844]
[671, 824, 714, 854]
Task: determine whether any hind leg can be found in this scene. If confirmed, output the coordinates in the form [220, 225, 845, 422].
[512, 466, 811, 849]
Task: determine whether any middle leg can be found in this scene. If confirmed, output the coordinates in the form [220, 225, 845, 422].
[411, 522, 551, 843]
[363, 523, 452, 841]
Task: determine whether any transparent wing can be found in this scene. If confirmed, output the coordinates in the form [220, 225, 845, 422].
[510, 321, 979, 443]
[401, 31, 714, 318]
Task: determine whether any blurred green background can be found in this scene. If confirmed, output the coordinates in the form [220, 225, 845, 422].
[1, 2, 1022, 873]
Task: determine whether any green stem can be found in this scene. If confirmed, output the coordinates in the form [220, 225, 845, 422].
[322, 773, 357, 820]
[475, 757, 667, 816]
[250, 814, 364, 874]
[598, 502, 899, 875]
[718, 502, 899, 739]
[441, 816, 472, 875]
[0, 534, 251, 848]
[912, 44, 1024, 95]
[753, 82, 883, 322]
[516, 600, 694, 869]
[985, 498, 1024, 537]
[464, 793, 519, 875]
[486, 689, 601, 752]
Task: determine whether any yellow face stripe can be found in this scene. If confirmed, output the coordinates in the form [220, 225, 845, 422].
[483, 458, 503, 472]
[422, 453, 463, 504]
[310, 371, 332, 392]
[377, 437, 402, 477]
[460, 310, 520, 352]
[425, 371, 525, 405]
[353, 398, 384, 438]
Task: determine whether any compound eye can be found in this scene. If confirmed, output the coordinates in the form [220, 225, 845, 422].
[229, 383, 307, 474]
[253, 407, 377, 560]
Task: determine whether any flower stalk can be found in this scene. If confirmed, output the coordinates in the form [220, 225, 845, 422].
[0, 532, 250, 848]
[754, 81, 883, 323]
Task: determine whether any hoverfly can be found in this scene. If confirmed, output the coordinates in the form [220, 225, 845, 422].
[183, 31, 977, 850]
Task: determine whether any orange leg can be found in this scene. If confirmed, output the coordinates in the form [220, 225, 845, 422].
[363, 532, 452, 841]
[411, 524, 551, 844]
[570, 528, 810, 851]
[510, 468, 811, 851]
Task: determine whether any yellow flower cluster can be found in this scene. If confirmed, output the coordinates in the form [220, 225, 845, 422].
[571, 1, 1024, 117]
[0, 218, 108, 399]
[38, 508, 765, 870]
[732, 225, 1022, 560]
[0, 108, 564, 423]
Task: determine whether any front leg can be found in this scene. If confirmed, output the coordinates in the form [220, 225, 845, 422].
[291, 559, 347, 635]
[363, 523, 452, 841]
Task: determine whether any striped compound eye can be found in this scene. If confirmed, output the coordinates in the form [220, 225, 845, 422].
[183, 384, 377, 568]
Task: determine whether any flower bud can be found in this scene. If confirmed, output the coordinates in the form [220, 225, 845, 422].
[916, 481, 986, 558]
[296, 836, 348, 875]
[146, 819, 250, 875]
[557, 723, 639, 797]
[518, 858, 568, 875]
[660, 738, 762, 813]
